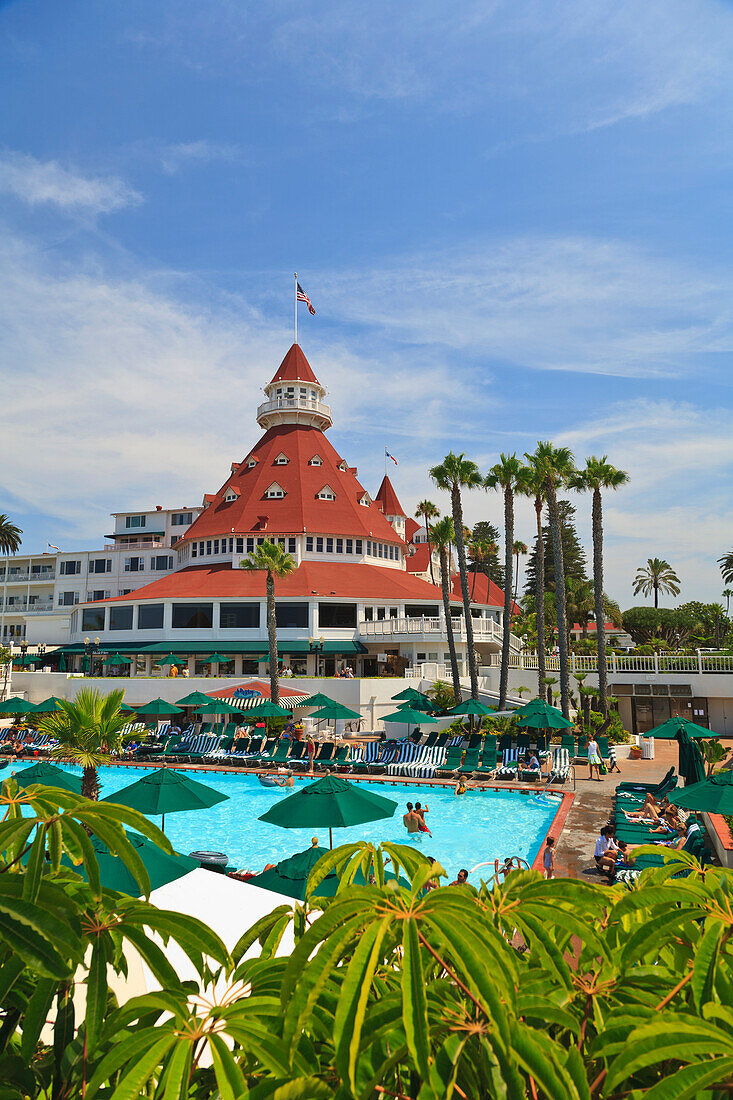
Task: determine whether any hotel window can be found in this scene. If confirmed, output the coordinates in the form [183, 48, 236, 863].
[257, 537, 264, 546]
[199, 542, 204, 555]
[224, 489, 238, 503]
[378, 544, 383, 558]
[228, 538, 234, 552]
[150, 555, 173, 571]
[247, 537, 254, 553]
[336, 538, 343, 553]
[110, 606, 133, 631]
[275, 603, 308, 628]
[355, 539, 362, 554]
[172, 603, 213, 629]
[118, 589, 132, 596]
[309, 456, 322, 466]
[191, 544, 197, 557]
[60, 560, 81, 575]
[390, 607, 398, 618]
[89, 559, 111, 574]
[171, 512, 193, 526]
[274, 453, 288, 465]
[376, 607, 386, 620]
[364, 607, 373, 621]
[278, 538, 285, 549]
[213, 539, 220, 554]
[88, 590, 108, 602]
[206, 541, 212, 555]
[220, 603, 260, 628]
[316, 486, 336, 501]
[124, 557, 144, 572]
[265, 483, 285, 499]
[319, 602, 357, 628]
[82, 608, 105, 631]
[59, 591, 79, 606]
[236, 538, 244, 553]
[288, 537, 296, 553]
[125, 515, 146, 529]
[326, 538, 333, 553]
[306, 536, 313, 551]
[366, 541, 371, 556]
[138, 603, 164, 629]
[247, 458, 257, 468]
[316, 537, 323, 553]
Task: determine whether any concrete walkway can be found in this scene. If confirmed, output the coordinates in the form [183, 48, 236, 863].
[556, 741, 679, 880]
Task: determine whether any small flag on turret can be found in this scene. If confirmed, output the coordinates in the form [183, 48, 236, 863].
[297, 282, 316, 315]
[385, 449, 398, 466]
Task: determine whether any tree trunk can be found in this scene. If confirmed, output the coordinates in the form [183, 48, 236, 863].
[534, 497, 546, 699]
[424, 508, 436, 585]
[654, 582, 659, 609]
[545, 481, 570, 719]
[440, 546, 461, 702]
[499, 486, 513, 710]
[81, 766, 99, 801]
[451, 485, 478, 699]
[592, 487, 608, 717]
[267, 570, 279, 705]
[512, 551, 520, 608]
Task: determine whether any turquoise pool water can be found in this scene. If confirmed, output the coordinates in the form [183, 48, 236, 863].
[53, 765, 561, 883]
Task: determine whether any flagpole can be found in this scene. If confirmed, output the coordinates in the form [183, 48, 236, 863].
[294, 272, 298, 345]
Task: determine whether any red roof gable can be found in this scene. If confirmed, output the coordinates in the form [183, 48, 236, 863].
[181, 424, 402, 544]
[406, 542, 432, 574]
[374, 475, 405, 517]
[404, 517, 420, 542]
[451, 571, 504, 608]
[99, 561, 500, 605]
[269, 343, 320, 386]
[206, 680, 307, 701]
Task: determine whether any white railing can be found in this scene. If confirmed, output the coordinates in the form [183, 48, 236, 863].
[478, 651, 733, 675]
[359, 616, 521, 649]
[0, 572, 56, 584]
[104, 540, 166, 551]
[256, 397, 332, 420]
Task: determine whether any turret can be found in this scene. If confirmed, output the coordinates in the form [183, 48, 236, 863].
[256, 344, 332, 431]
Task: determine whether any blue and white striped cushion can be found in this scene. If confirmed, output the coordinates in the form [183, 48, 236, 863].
[550, 748, 570, 782]
[496, 748, 519, 777]
[384, 742, 424, 775]
[400, 744, 449, 778]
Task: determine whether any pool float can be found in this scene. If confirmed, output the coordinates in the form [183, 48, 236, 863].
[258, 775, 281, 787]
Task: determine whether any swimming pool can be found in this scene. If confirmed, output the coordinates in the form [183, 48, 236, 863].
[54, 766, 561, 883]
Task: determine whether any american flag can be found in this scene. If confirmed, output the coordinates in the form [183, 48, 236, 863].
[297, 282, 316, 315]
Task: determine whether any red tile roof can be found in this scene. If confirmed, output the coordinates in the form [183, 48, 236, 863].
[404, 517, 421, 542]
[206, 680, 307, 701]
[269, 343, 320, 386]
[571, 621, 620, 633]
[374, 475, 405, 518]
[451, 571, 505, 608]
[181, 423, 402, 544]
[100, 561, 502, 606]
[406, 542, 433, 574]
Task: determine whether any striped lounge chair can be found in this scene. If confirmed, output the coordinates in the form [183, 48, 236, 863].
[496, 748, 520, 779]
[351, 741, 388, 774]
[549, 747, 571, 783]
[384, 741, 427, 776]
[367, 742, 401, 774]
[400, 744, 449, 779]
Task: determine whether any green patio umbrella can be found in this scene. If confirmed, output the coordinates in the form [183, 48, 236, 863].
[259, 774, 398, 848]
[35, 696, 66, 712]
[676, 728, 706, 787]
[134, 698, 184, 716]
[15, 760, 82, 793]
[202, 653, 230, 663]
[194, 700, 244, 717]
[447, 699, 495, 717]
[0, 698, 37, 715]
[300, 692, 338, 708]
[119, 703, 137, 714]
[515, 700, 572, 730]
[102, 767, 229, 831]
[309, 702, 361, 722]
[102, 653, 132, 665]
[250, 845, 409, 900]
[392, 686, 432, 705]
[668, 769, 733, 814]
[398, 697, 434, 713]
[175, 691, 216, 707]
[63, 831, 198, 896]
[641, 717, 712, 739]
[247, 701, 294, 718]
[158, 654, 187, 666]
[514, 697, 558, 716]
[381, 707, 438, 726]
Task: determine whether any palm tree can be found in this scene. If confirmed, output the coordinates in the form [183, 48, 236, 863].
[39, 688, 130, 799]
[512, 540, 527, 608]
[430, 453, 482, 699]
[240, 540, 296, 704]
[526, 442, 576, 719]
[0, 646, 11, 701]
[566, 577, 595, 641]
[517, 462, 547, 699]
[429, 517, 462, 702]
[570, 456, 629, 717]
[484, 454, 523, 710]
[719, 551, 733, 587]
[0, 515, 22, 555]
[633, 558, 681, 608]
[467, 537, 497, 598]
[724, 589, 733, 615]
[415, 500, 439, 584]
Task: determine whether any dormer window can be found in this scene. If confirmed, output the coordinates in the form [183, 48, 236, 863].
[274, 453, 289, 465]
[359, 493, 371, 507]
[309, 455, 322, 467]
[246, 457, 257, 469]
[338, 460, 348, 472]
[316, 485, 336, 501]
[224, 487, 240, 503]
[265, 482, 286, 499]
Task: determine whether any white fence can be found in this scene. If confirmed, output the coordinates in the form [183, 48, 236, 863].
[411, 650, 733, 677]
[360, 616, 521, 650]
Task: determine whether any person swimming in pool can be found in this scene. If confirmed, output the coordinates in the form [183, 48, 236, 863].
[454, 777, 467, 796]
[414, 801, 432, 836]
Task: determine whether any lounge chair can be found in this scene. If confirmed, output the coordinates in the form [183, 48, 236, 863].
[617, 767, 677, 796]
[385, 741, 430, 776]
[422, 732, 439, 749]
[288, 742, 308, 768]
[517, 734, 531, 753]
[548, 747, 571, 783]
[260, 740, 292, 769]
[435, 744, 464, 777]
[349, 741, 383, 774]
[248, 738, 277, 766]
[575, 736, 588, 762]
[473, 740, 497, 777]
[496, 748, 520, 780]
[498, 735, 512, 757]
[332, 744, 351, 770]
[457, 746, 481, 775]
[560, 733, 575, 755]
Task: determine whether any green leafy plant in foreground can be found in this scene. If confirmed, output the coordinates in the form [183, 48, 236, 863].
[3, 781, 733, 1097]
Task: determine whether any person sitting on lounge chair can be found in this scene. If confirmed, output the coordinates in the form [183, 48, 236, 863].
[625, 793, 662, 821]
[594, 826, 621, 877]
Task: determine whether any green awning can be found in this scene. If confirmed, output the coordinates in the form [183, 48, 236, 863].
[139, 641, 266, 654]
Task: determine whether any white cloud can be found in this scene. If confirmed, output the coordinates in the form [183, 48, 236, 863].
[0, 152, 141, 214]
[158, 140, 243, 174]
[320, 237, 731, 379]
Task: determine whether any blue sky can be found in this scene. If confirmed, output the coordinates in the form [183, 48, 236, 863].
[1, 0, 732, 606]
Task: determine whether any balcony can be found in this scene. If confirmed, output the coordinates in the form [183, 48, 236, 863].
[103, 540, 166, 551]
[0, 571, 56, 584]
[2, 601, 54, 614]
[358, 616, 521, 650]
[256, 395, 332, 431]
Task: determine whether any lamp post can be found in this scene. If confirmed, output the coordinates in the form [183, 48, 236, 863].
[309, 635, 325, 677]
[19, 639, 28, 667]
[84, 636, 101, 677]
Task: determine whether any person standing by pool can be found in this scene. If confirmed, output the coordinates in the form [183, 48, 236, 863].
[306, 734, 316, 775]
[543, 836, 556, 879]
[588, 737, 602, 781]
[414, 801, 432, 836]
[403, 803, 419, 834]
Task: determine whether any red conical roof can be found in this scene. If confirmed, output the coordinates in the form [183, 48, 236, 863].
[375, 475, 405, 517]
[269, 343, 320, 386]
